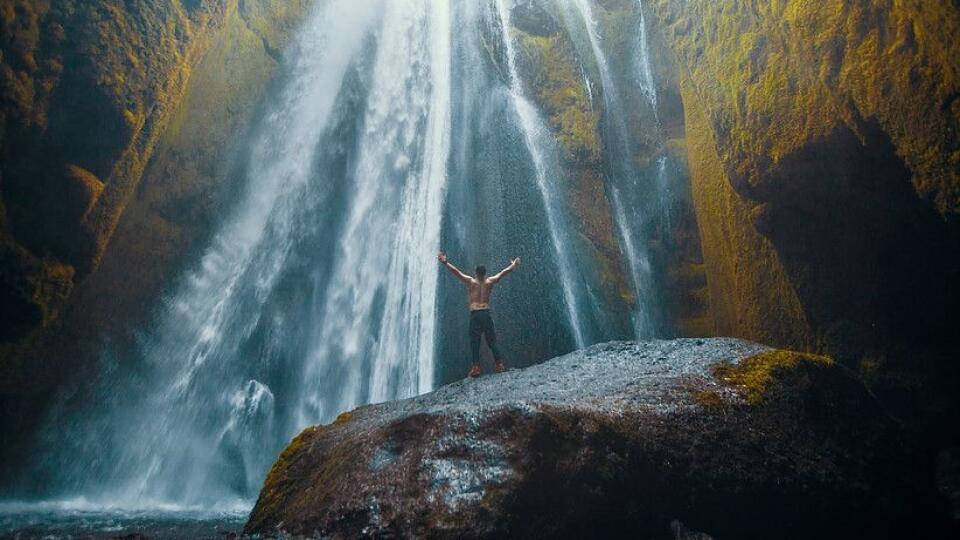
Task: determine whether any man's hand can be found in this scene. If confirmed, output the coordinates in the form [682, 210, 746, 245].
[438, 251, 448, 264]
[511, 256, 521, 267]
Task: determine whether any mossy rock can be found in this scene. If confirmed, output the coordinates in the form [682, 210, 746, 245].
[711, 349, 833, 406]
[61, 164, 104, 223]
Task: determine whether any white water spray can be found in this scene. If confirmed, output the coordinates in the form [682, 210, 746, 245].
[24, 0, 664, 516]
[635, 0, 658, 109]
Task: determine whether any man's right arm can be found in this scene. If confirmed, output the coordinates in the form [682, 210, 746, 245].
[438, 252, 473, 283]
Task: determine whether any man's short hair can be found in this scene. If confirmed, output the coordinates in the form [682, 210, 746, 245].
[475, 265, 486, 278]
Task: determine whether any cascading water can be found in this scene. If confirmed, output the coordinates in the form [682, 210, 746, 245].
[13, 0, 669, 523]
[561, 0, 664, 337]
[493, 0, 590, 349]
[635, 0, 658, 112]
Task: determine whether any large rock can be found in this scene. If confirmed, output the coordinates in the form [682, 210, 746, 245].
[246, 339, 938, 538]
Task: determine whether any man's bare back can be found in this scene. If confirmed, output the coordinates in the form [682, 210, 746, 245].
[467, 276, 494, 311]
[438, 251, 520, 377]
[438, 252, 520, 311]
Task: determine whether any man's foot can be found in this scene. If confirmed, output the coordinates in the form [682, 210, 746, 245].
[495, 361, 507, 373]
[468, 364, 481, 378]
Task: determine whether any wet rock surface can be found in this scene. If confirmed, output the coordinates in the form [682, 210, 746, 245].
[246, 339, 939, 539]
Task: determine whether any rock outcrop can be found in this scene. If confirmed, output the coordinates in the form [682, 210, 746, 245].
[645, 0, 960, 360]
[0, 0, 230, 340]
[246, 339, 938, 538]
[0, 0, 311, 346]
[505, 0, 713, 337]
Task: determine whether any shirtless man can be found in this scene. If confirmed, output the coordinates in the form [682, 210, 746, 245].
[438, 251, 520, 377]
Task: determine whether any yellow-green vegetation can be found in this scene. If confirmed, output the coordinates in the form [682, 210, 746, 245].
[692, 388, 725, 408]
[0, 0, 54, 134]
[649, 0, 960, 218]
[62, 165, 105, 222]
[714, 349, 834, 406]
[249, 426, 317, 529]
[516, 32, 601, 164]
[680, 80, 811, 347]
[647, 0, 960, 350]
[247, 422, 370, 534]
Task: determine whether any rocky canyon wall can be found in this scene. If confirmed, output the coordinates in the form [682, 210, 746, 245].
[647, 0, 960, 367]
[1, 0, 227, 341]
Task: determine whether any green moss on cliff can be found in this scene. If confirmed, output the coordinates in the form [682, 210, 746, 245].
[679, 79, 810, 347]
[517, 32, 600, 164]
[649, 0, 960, 357]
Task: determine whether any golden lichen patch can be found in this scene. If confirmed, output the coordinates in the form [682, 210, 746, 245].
[713, 349, 833, 406]
[693, 389, 725, 408]
[249, 427, 315, 528]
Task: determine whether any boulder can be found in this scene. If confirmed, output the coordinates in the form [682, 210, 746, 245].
[246, 339, 939, 539]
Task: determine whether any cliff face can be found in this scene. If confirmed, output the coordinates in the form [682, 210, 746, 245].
[0, 0, 230, 341]
[0, 0, 309, 347]
[647, 0, 960, 360]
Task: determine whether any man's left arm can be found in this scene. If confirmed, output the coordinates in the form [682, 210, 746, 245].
[488, 257, 520, 284]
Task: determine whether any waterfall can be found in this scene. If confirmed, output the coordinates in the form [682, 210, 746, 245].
[493, 0, 589, 349]
[656, 155, 671, 231]
[23, 0, 663, 511]
[294, 0, 452, 426]
[562, 0, 659, 336]
[635, 0, 658, 110]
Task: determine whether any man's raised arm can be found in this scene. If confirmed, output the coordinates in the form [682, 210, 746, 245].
[488, 257, 520, 284]
[438, 252, 473, 283]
